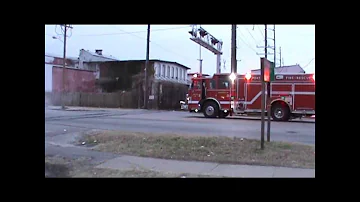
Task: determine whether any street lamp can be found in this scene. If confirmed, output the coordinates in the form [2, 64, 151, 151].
[52, 36, 63, 42]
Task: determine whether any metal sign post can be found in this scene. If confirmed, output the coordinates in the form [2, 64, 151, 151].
[260, 58, 273, 149]
[260, 59, 266, 149]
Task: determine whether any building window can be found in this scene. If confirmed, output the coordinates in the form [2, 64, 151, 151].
[175, 68, 179, 79]
[167, 65, 170, 78]
[171, 66, 174, 78]
[179, 69, 182, 80]
[162, 65, 166, 77]
[156, 66, 160, 76]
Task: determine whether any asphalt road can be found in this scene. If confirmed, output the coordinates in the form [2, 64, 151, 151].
[45, 107, 315, 145]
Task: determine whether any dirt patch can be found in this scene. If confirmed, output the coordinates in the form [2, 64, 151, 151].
[78, 131, 315, 169]
[45, 155, 219, 178]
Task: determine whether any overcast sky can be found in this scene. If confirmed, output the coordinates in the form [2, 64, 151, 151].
[45, 24, 315, 75]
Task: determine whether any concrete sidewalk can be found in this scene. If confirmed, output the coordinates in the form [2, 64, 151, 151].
[97, 155, 315, 178]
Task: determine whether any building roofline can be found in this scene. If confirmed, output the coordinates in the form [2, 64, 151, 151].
[80, 49, 119, 61]
[45, 53, 78, 61]
[251, 64, 304, 72]
[115, 59, 191, 69]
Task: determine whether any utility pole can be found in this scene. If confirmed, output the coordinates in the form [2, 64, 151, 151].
[231, 24, 237, 73]
[259, 25, 268, 149]
[279, 47, 282, 67]
[266, 25, 275, 142]
[144, 24, 150, 109]
[60, 24, 72, 110]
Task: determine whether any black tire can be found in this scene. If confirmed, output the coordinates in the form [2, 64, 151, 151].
[219, 111, 229, 118]
[203, 101, 219, 118]
[271, 103, 290, 121]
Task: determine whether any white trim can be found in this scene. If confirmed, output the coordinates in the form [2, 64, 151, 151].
[272, 91, 315, 95]
[240, 91, 262, 105]
[188, 101, 199, 104]
[239, 91, 315, 105]
[188, 100, 232, 105]
[189, 91, 314, 105]
[251, 73, 313, 76]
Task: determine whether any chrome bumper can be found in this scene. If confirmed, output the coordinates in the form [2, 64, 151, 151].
[180, 101, 188, 110]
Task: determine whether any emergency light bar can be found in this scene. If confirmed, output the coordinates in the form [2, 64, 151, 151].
[312, 74, 315, 81]
[245, 72, 252, 80]
[229, 73, 236, 82]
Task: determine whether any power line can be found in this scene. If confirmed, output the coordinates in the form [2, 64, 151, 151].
[256, 25, 265, 38]
[244, 26, 262, 46]
[236, 27, 258, 55]
[73, 26, 190, 37]
[116, 28, 196, 62]
[237, 37, 258, 55]
[303, 58, 315, 68]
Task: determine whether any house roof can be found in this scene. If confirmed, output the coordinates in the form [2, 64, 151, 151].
[116, 59, 191, 70]
[84, 50, 120, 61]
[45, 53, 78, 61]
[251, 64, 305, 74]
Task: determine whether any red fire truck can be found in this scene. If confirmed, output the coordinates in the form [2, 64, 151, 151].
[185, 72, 315, 121]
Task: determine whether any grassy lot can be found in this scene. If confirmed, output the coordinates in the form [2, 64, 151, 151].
[78, 131, 315, 169]
[45, 155, 219, 178]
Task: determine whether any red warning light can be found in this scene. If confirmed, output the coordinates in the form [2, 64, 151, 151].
[245, 72, 252, 80]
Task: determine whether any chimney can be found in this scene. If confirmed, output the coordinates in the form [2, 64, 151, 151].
[95, 49, 103, 55]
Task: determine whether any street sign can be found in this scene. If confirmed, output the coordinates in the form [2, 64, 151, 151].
[260, 58, 274, 82]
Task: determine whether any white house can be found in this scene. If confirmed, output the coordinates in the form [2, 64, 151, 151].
[152, 60, 191, 85]
[78, 49, 119, 79]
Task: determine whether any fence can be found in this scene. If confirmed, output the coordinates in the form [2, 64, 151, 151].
[50, 92, 134, 108]
[48, 81, 188, 110]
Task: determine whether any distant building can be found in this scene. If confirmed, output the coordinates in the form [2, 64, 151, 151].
[96, 59, 191, 109]
[251, 64, 306, 74]
[78, 49, 120, 79]
[45, 53, 80, 92]
[152, 60, 190, 85]
[96, 59, 190, 92]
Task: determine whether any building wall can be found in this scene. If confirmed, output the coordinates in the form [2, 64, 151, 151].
[79, 49, 116, 71]
[153, 62, 188, 85]
[79, 51, 98, 71]
[52, 67, 96, 93]
[45, 55, 78, 68]
[45, 55, 79, 92]
[45, 64, 53, 92]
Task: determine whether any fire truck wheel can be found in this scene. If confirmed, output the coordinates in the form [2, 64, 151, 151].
[271, 103, 290, 122]
[203, 101, 219, 118]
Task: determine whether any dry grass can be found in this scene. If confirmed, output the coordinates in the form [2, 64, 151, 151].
[78, 131, 315, 169]
[45, 155, 219, 178]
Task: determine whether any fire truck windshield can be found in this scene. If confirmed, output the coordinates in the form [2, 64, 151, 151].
[190, 79, 201, 89]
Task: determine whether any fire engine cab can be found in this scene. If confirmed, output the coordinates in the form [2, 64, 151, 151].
[185, 72, 315, 121]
